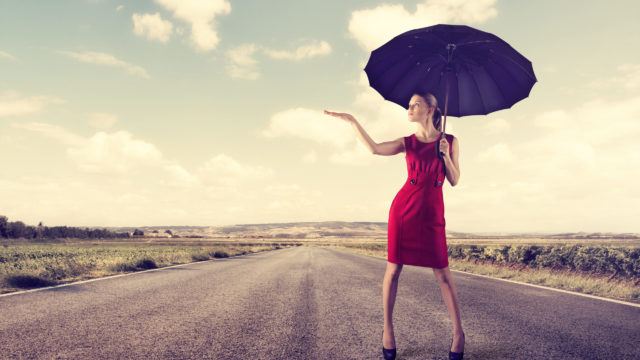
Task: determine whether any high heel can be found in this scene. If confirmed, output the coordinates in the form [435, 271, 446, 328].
[382, 347, 396, 360]
[382, 329, 396, 360]
[449, 333, 465, 360]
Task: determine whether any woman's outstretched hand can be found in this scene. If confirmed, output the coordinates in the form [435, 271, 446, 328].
[324, 110, 356, 124]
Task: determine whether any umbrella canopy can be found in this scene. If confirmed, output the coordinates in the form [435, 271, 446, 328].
[363, 24, 537, 120]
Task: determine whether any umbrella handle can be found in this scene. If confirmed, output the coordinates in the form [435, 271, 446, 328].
[437, 98, 448, 158]
[438, 132, 446, 158]
[435, 130, 446, 187]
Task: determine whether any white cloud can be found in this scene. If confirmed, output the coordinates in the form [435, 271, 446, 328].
[532, 109, 568, 130]
[224, 39, 332, 79]
[0, 133, 29, 150]
[154, 0, 231, 52]
[11, 122, 196, 187]
[328, 143, 377, 166]
[513, 95, 639, 181]
[5, 116, 329, 226]
[476, 142, 515, 163]
[0, 174, 192, 226]
[348, 0, 498, 51]
[261, 104, 388, 166]
[263, 184, 323, 213]
[262, 107, 354, 147]
[483, 117, 511, 134]
[132, 13, 174, 43]
[195, 153, 274, 186]
[531, 97, 639, 146]
[88, 112, 118, 129]
[0, 90, 64, 118]
[0, 51, 17, 61]
[446, 93, 640, 232]
[158, 162, 199, 188]
[58, 50, 150, 79]
[67, 131, 164, 173]
[116, 5, 124, 11]
[617, 64, 640, 89]
[262, 40, 332, 61]
[0, 165, 329, 226]
[224, 43, 260, 80]
[588, 63, 640, 90]
[302, 150, 317, 163]
[10, 122, 85, 146]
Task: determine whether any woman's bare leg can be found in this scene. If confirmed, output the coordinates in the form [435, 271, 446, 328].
[432, 266, 465, 352]
[382, 261, 403, 349]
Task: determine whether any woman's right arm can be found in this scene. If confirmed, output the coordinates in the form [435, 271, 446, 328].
[372, 136, 405, 156]
[324, 110, 405, 156]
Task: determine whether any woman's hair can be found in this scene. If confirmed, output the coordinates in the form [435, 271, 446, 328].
[413, 91, 442, 131]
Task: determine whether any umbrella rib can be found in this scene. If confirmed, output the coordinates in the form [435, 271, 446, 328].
[489, 71, 509, 110]
[367, 52, 415, 86]
[482, 55, 513, 105]
[457, 40, 497, 47]
[490, 49, 536, 82]
[389, 56, 442, 101]
[468, 67, 488, 114]
[396, 31, 448, 47]
[455, 68, 461, 117]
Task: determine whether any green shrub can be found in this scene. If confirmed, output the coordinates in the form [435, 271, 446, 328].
[447, 244, 639, 279]
[135, 258, 157, 269]
[5, 274, 57, 288]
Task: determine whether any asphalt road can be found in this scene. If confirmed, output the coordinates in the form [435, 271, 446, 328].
[1, 246, 638, 359]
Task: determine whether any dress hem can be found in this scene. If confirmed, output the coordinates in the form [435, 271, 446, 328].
[387, 257, 449, 269]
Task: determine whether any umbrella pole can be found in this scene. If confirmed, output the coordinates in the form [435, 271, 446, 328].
[443, 77, 449, 135]
[439, 73, 450, 158]
[440, 43, 455, 158]
[436, 69, 450, 186]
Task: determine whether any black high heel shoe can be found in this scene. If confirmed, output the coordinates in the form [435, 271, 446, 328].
[382, 329, 396, 360]
[449, 333, 465, 360]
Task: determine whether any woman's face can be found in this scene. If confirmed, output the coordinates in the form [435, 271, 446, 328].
[408, 95, 433, 122]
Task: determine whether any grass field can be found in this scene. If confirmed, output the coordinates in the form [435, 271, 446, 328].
[0, 240, 300, 295]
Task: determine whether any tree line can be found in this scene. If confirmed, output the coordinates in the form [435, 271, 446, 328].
[0, 215, 130, 240]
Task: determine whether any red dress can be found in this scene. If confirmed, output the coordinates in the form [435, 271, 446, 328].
[387, 132, 454, 268]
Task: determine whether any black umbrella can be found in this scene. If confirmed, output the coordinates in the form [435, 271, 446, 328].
[364, 23, 537, 157]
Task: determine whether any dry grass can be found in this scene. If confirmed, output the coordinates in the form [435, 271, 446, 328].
[0, 242, 296, 294]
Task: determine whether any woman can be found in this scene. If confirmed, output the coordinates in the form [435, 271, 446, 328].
[324, 91, 464, 360]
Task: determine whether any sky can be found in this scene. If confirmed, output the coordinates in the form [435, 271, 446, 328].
[1, 0, 639, 233]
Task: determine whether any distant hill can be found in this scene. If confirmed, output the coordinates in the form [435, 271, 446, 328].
[97, 222, 640, 240]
